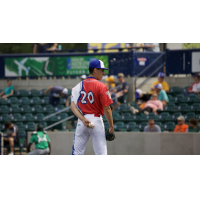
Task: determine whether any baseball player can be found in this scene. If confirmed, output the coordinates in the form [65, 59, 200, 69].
[70, 60, 114, 155]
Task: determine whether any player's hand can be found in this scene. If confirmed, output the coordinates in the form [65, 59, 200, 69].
[82, 118, 92, 128]
[109, 126, 114, 134]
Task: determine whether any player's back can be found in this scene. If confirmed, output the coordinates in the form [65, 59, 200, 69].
[77, 77, 109, 116]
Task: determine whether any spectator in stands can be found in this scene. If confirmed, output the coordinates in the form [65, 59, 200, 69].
[144, 119, 161, 132]
[80, 75, 87, 81]
[105, 76, 116, 91]
[3, 121, 18, 155]
[144, 43, 160, 52]
[150, 72, 169, 94]
[130, 92, 163, 115]
[45, 86, 69, 107]
[185, 73, 200, 96]
[174, 116, 188, 133]
[111, 73, 129, 106]
[27, 124, 51, 155]
[0, 79, 14, 100]
[154, 84, 169, 106]
[33, 43, 58, 54]
[135, 89, 151, 105]
[187, 118, 200, 132]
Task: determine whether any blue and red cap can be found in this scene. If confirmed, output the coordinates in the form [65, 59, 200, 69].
[158, 72, 165, 78]
[89, 60, 109, 70]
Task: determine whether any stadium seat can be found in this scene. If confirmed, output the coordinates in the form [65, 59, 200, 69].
[20, 105, 32, 113]
[176, 103, 189, 113]
[162, 104, 177, 113]
[22, 113, 34, 122]
[9, 105, 20, 113]
[114, 122, 126, 132]
[7, 97, 19, 105]
[40, 89, 48, 97]
[69, 129, 76, 132]
[113, 115, 123, 122]
[104, 122, 110, 130]
[167, 94, 173, 102]
[11, 113, 23, 122]
[112, 112, 121, 117]
[0, 98, 9, 105]
[131, 113, 144, 123]
[41, 97, 49, 105]
[29, 97, 42, 105]
[34, 113, 45, 122]
[28, 89, 40, 97]
[60, 98, 67, 105]
[0, 105, 10, 114]
[187, 95, 198, 104]
[139, 113, 158, 122]
[0, 114, 11, 122]
[182, 86, 190, 93]
[24, 122, 36, 131]
[121, 107, 131, 114]
[166, 112, 182, 122]
[129, 102, 140, 109]
[163, 122, 176, 131]
[16, 124, 25, 131]
[138, 122, 148, 132]
[174, 94, 184, 103]
[18, 130, 27, 152]
[117, 103, 128, 112]
[193, 97, 200, 103]
[184, 112, 196, 122]
[129, 128, 140, 132]
[157, 112, 170, 122]
[155, 122, 163, 127]
[57, 113, 68, 120]
[43, 105, 55, 114]
[126, 122, 137, 131]
[15, 122, 24, 127]
[18, 97, 30, 105]
[169, 86, 182, 96]
[31, 105, 43, 113]
[55, 105, 65, 111]
[121, 113, 132, 122]
[16, 89, 29, 97]
[0, 124, 4, 131]
[196, 114, 200, 121]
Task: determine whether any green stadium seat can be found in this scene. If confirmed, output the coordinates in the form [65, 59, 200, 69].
[138, 122, 148, 131]
[31, 105, 43, 113]
[187, 103, 200, 113]
[117, 103, 128, 111]
[16, 89, 29, 97]
[0, 98, 9, 105]
[9, 105, 20, 113]
[121, 107, 131, 114]
[129, 102, 139, 108]
[22, 113, 34, 122]
[18, 130, 27, 152]
[0, 114, 11, 122]
[18, 97, 30, 105]
[40, 89, 49, 97]
[140, 113, 158, 122]
[176, 103, 189, 113]
[112, 112, 121, 117]
[132, 113, 144, 123]
[174, 94, 184, 104]
[163, 122, 176, 131]
[126, 122, 137, 131]
[114, 122, 126, 131]
[7, 97, 19, 105]
[196, 114, 200, 121]
[24, 122, 36, 131]
[55, 105, 65, 111]
[169, 87, 182, 96]
[11, 113, 23, 122]
[155, 122, 163, 127]
[193, 97, 200, 103]
[187, 95, 198, 104]
[20, 105, 32, 113]
[184, 112, 196, 122]
[168, 112, 183, 122]
[15, 122, 24, 127]
[41, 97, 49, 105]
[28, 89, 40, 97]
[104, 122, 110, 130]
[57, 113, 68, 120]
[163, 104, 177, 113]
[29, 97, 42, 105]
[16, 124, 25, 131]
[113, 115, 122, 122]
[121, 113, 132, 123]
[0, 105, 10, 114]
[182, 86, 190, 93]
[157, 112, 170, 122]
[34, 113, 45, 122]
[60, 98, 67, 105]
[0, 124, 4, 131]
[69, 129, 76, 132]
[167, 94, 173, 102]
[43, 105, 55, 114]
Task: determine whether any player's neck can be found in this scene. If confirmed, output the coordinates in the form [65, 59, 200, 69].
[88, 74, 97, 79]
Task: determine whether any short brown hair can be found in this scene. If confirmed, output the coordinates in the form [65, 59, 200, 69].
[7, 79, 12, 82]
[189, 118, 198, 126]
[4, 121, 12, 129]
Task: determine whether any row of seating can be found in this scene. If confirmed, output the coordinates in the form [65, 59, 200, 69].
[0, 97, 70, 105]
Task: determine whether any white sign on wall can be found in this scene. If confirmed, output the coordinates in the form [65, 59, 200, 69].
[192, 52, 200, 72]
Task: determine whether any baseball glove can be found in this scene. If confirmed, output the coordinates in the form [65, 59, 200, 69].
[105, 129, 115, 141]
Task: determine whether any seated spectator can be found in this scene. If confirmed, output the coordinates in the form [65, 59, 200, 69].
[80, 75, 87, 81]
[150, 72, 169, 94]
[0, 79, 14, 100]
[45, 86, 69, 107]
[3, 121, 19, 155]
[111, 73, 129, 106]
[144, 43, 160, 52]
[187, 118, 200, 132]
[27, 124, 51, 155]
[174, 116, 188, 133]
[105, 76, 116, 91]
[184, 73, 200, 96]
[130, 93, 163, 115]
[135, 89, 151, 105]
[144, 119, 161, 132]
[154, 84, 169, 106]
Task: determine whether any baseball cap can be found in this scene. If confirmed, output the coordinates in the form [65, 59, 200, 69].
[154, 83, 162, 89]
[193, 73, 200, 77]
[158, 72, 165, 78]
[106, 76, 114, 83]
[62, 88, 68, 95]
[89, 60, 109, 70]
[177, 116, 185, 121]
[80, 75, 87, 80]
[135, 89, 142, 98]
[117, 73, 124, 78]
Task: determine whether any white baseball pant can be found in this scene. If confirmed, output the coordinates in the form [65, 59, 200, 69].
[72, 114, 107, 155]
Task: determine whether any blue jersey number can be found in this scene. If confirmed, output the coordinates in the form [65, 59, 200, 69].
[80, 91, 94, 104]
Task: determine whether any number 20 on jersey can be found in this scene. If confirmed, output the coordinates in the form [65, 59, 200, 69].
[80, 91, 94, 104]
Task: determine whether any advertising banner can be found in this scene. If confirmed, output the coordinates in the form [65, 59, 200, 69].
[5, 55, 109, 77]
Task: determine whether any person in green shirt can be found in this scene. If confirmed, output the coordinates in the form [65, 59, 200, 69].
[0, 79, 14, 100]
[27, 124, 51, 155]
[187, 118, 200, 132]
[154, 83, 169, 106]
